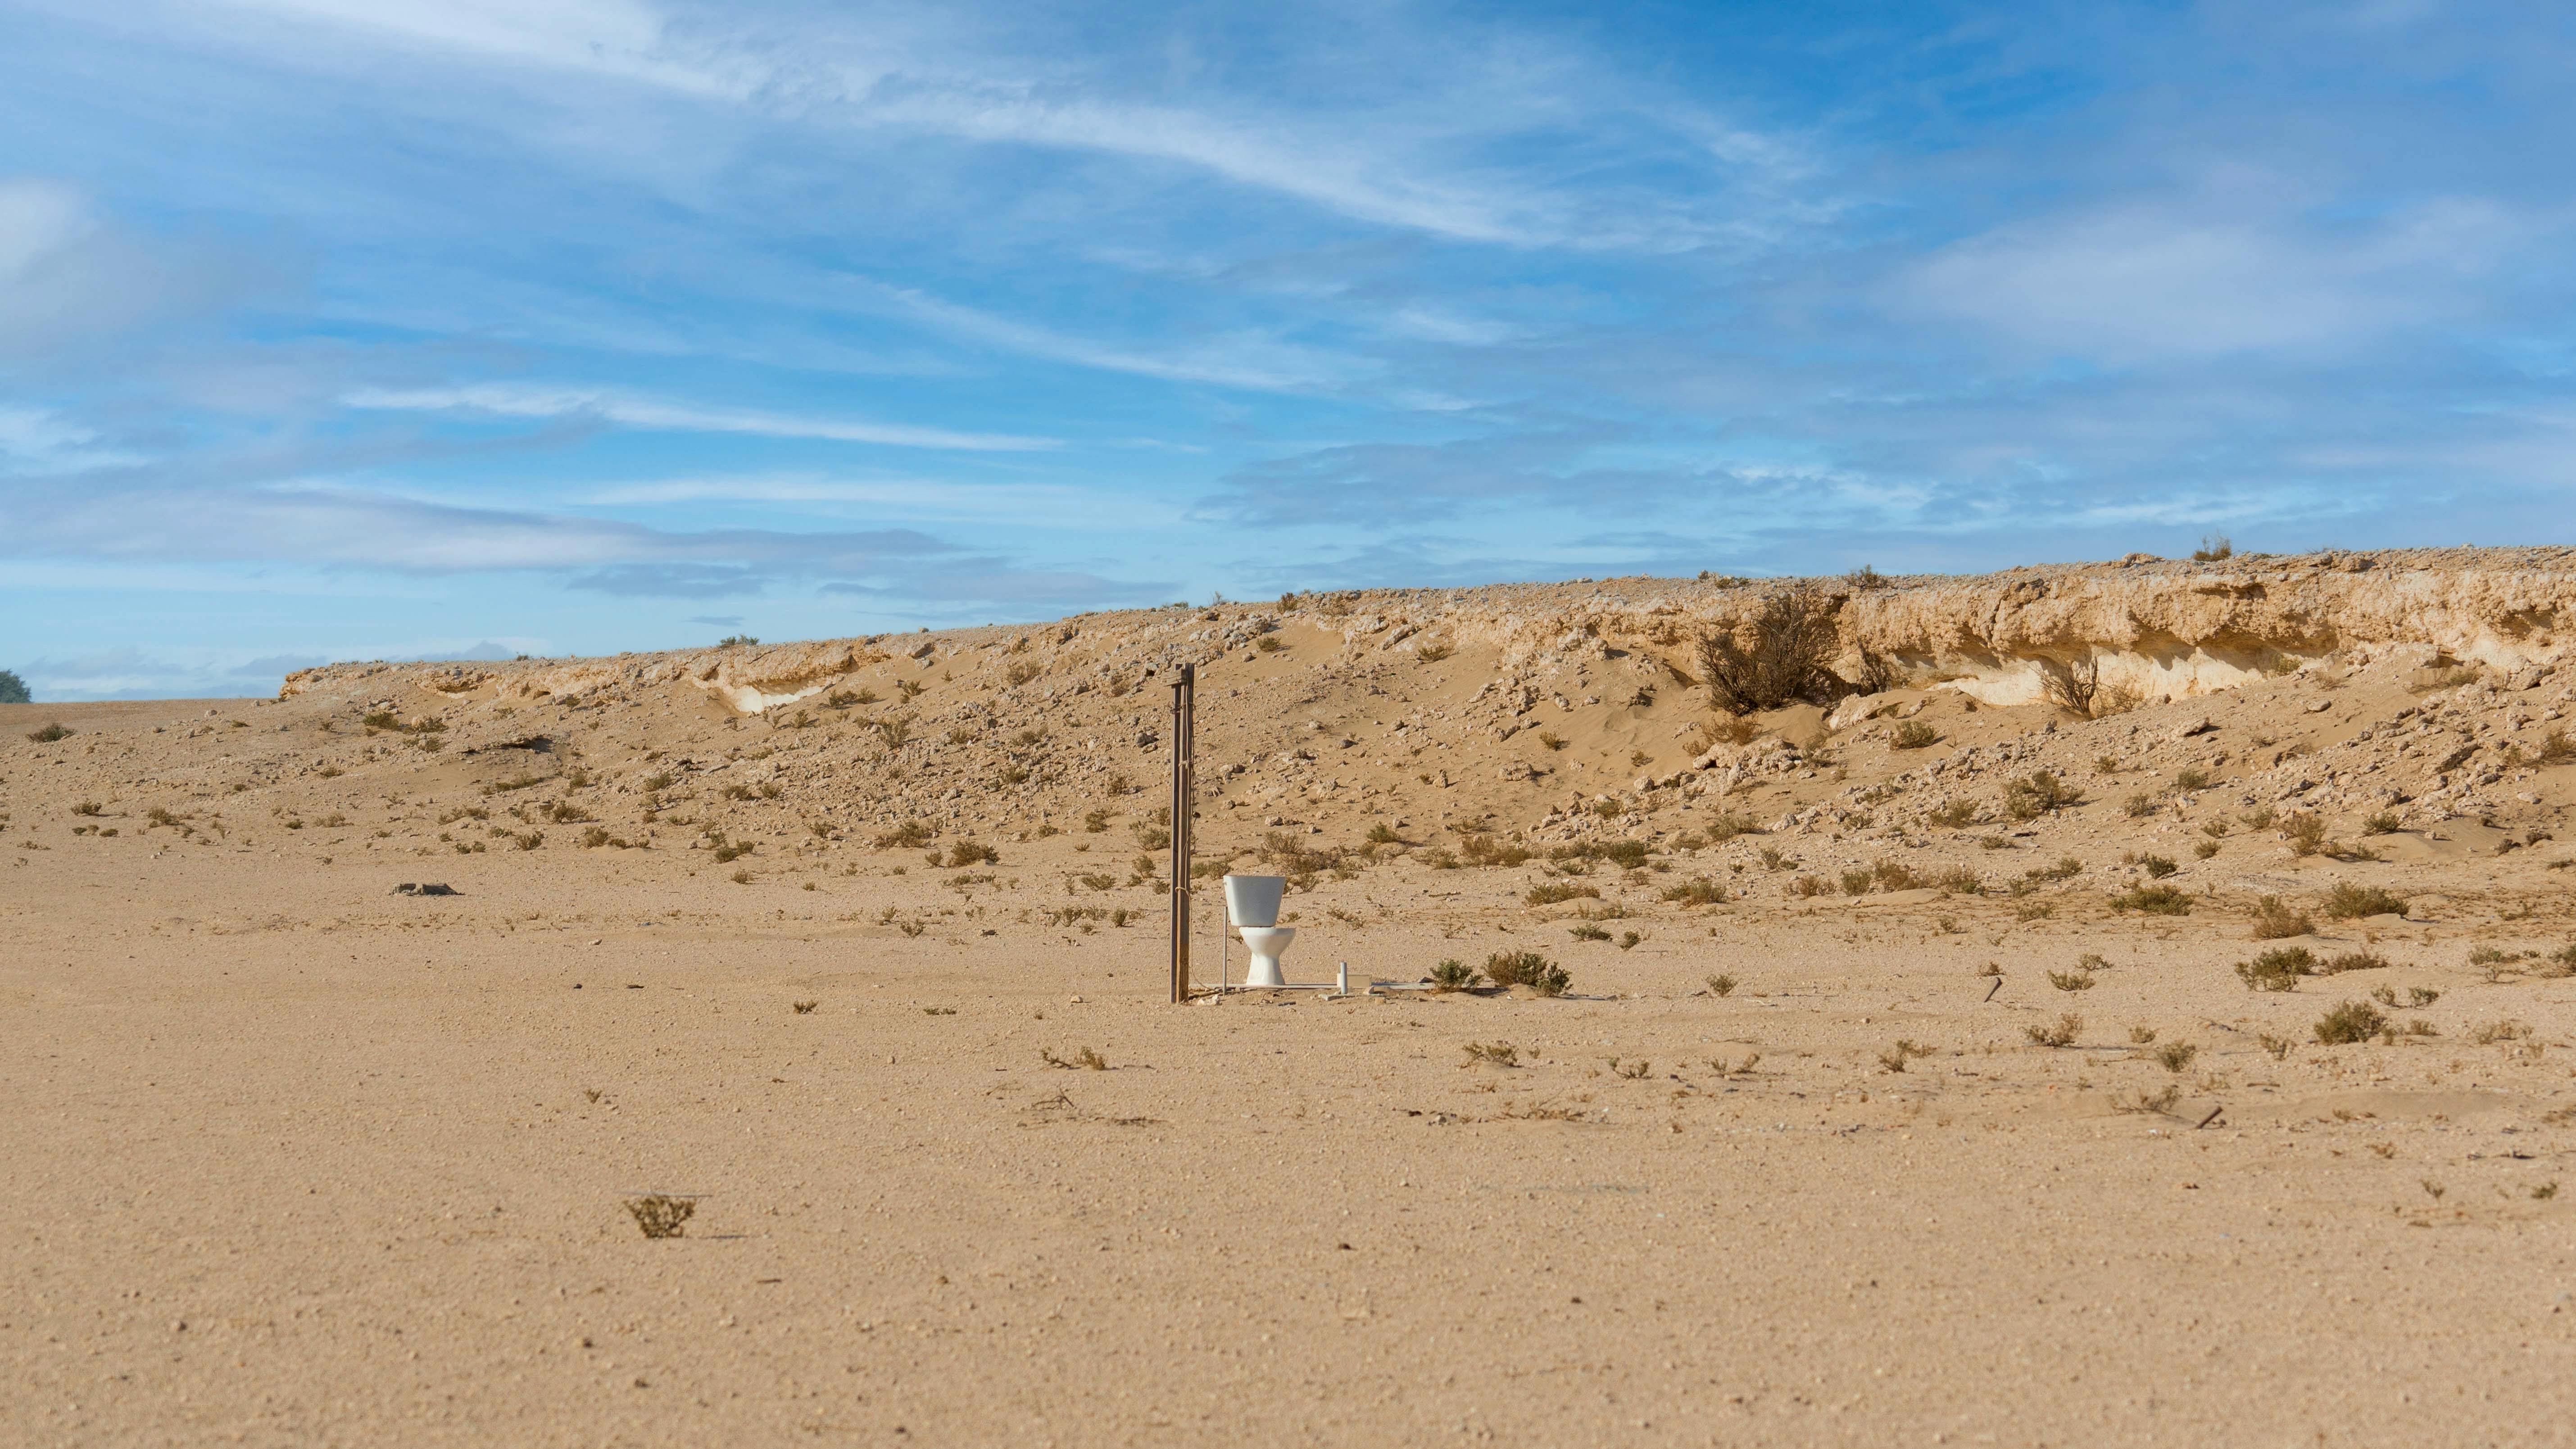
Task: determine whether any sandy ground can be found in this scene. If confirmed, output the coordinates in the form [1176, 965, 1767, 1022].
[8, 827, 2576, 1445]
[5, 590, 2576, 1444]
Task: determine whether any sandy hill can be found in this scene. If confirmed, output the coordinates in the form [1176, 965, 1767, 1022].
[9, 545, 2573, 933]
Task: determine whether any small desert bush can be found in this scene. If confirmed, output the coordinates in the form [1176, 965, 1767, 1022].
[1878, 1039, 1935, 1073]
[2005, 771, 2082, 820]
[2284, 813, 2328, 857]
[2173, 767, 2210, 791]
[1660, 876, 1728, 906]
[2109, 883, 2192, 915]
[1461, 1041, 1519, 1067]
[26, 723, 71, 743]
[2317, 949, 2393, 975]
[1705, 715, 1761, 747]
[2313, 1000, 2388, 1045]
[2124, 792, 2160, 819]
[1892, 720, 1941, 750]
[2154, 1041, 2199, 1073]
[2321, 883, 2406, 919]
[1525, 881, 1601, 906]
[2025, 1014, 2082, 1048]
[1926, 798, 1980, 829]
[2046, 967, 2095, 992]
[1484, 950, 1570, 996]
[1460, 834, 1533, 867]
[944, 839, 999, 868]
[2041, 657, 2138, 719]
[875, 820, 932, 849]
[1569, 922, 1611, 942]
[2362, 811, 2404, 835]
[1705, 974, 1737, 997]
[2236, 947, 2313, 992]
[625, 1195, 696, 1239]
[1429, 959, 1480, 992]
[2139, 854, 2177, 878]
[2248, 895, 2314, 939]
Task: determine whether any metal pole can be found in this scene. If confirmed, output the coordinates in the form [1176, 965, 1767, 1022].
[1169, 662, 1194, 1003]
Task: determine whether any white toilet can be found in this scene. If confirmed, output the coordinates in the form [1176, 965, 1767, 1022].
[1224, 874, 1296, 987]
[1236, 925, 1298, 987]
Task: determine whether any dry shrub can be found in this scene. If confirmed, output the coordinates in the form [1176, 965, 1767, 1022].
[2236, 947, 2313, 992]
[2025, 1014, 2082, 1048]
[1660, 876, 1728, 906]
[625, 1195, 696, 1239]
[1484, 951, 1570, 996]
[944, 839, 999, 867]
[1694, 585, 1845, 712]
[1429, 959, 1480, 992]
[2109, 884, 2191, 915]
[875, 820, 933, 849]
[1704, 715, 1761, 747]
[2313, 1000, 2387, 1045]
[2249, 895, 2314, 939]
[2321, 883, 2406, 919]
[1878, 1039, 1934, 1073]
[2041, 657, 2140, 719]
[2005, 771, 2082, 820]
[1459, 833, 1533, 867]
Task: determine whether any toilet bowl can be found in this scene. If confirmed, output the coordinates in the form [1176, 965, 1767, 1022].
[1236, 926, 1297, 987]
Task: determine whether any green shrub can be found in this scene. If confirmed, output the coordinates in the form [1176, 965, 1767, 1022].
[1428, 959, 1480, 992]
[2321, 883, 2406, 919]
[2109, 884, 2192, 915]
[2249, 895, 2314, 939]
[1660, 876, 1728, 906]
[1484, 950, 1570, 996]
[2314, 1000, 2388, 1045]
[2236, 947, 2313, 992]
[0, 669, 27, 705]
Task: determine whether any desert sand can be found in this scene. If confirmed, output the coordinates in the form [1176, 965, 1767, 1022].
[6, 548, 2576, 1446]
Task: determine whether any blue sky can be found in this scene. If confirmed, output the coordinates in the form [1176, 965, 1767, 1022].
[3, 0, 2572, 698]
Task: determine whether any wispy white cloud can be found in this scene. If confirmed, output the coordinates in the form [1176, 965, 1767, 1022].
[181, 0, 1812, 253]
[844, 279, 1368, 392]
[579, 471, 1160, 524]
[341, 383, 1057, 451]
[0, 405, 145, 475]
[1900, 188, 2540, 360]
